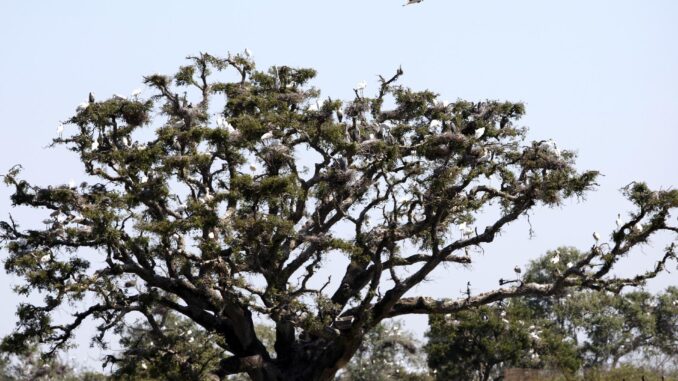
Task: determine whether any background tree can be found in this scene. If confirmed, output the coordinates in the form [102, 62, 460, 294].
[0, 344, 107, 381]
[1, 51, 676, 381]
[425, 248, 678, 380]
[336, 321, 430, 381]
[425, 299, 579, 381]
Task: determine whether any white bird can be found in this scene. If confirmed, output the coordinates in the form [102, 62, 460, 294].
[76, 102, 89, 112]
[308, 101, 320, 112]
[261, 131, 274, 140]
[40, 254, 50, 264]
[615, 213, 624, 229]
[245, 48, 253, 58]
[226, 125, 238, 137]
[403, 0, 423, 5]
[458, 222, 473, 237]
[186, 329, 192, 336]
[566, 261, 573, 268]
[593, 232, 601, 242]
[354, 80, 367, 94]
[208, 232, 215, 240]
[122, 137, 130, 147]
[550, 255, 560, 265]
[139, 174, 148, 184]
[140, 362, 147, 370]
[113, 93, 127, 100]
[68, 179, 76, 189]
[474, 127, 485, 139]
[131, 88, 142, 98]
[216, 115, 226, 129]
[91, 140, 99, 150]
[429, 120, 443, 129]
[57, 123, 65, 137]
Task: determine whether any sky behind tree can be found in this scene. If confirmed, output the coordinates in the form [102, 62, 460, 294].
[1, 0, 676, 369]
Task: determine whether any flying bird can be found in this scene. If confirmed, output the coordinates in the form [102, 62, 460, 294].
[403, 0, 423, 5]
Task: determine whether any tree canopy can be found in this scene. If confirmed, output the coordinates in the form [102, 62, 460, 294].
[1, 51, 676, 381]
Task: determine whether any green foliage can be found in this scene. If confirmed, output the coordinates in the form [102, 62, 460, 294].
[426, 248, 678, 380]
[1, 51, 675, 380]
[425, 301, 579, 381]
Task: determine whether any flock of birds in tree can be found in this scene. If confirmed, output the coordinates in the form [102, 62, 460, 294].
[56, 44, 636, 325]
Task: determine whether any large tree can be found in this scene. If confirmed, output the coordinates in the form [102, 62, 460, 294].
[1, 51, 676, 381]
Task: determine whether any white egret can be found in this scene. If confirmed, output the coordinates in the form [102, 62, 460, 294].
[245, 48, 253, 58]
[57, 123, 65, 138]
[474, 127, 485, 139]
[140, 362, 147, 370]
[616, 213, 623, 229]
[40, 254, 50, 264]
[429, 120, 442, 129]
[131, 88, 142, 98]
[113, 93, 127, 100]
[76, 102, 89, 112]
[68, 179, 76, 189]
[139, 174, 148, 184]
[261, 131, 274, 140]
[91, 140, 99, 151]
[208, 232, 215, 240]
[122, 137, 130, 147]
[550, 255, 560, 265]
[222, 120, 236, 134]
[216, 115, 226, 129]
[354, 80, 367, 95]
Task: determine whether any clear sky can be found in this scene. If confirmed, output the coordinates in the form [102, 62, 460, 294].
[1, 0, 676, 369]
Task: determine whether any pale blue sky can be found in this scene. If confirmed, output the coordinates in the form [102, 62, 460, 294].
[1, 0, 676, 368]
